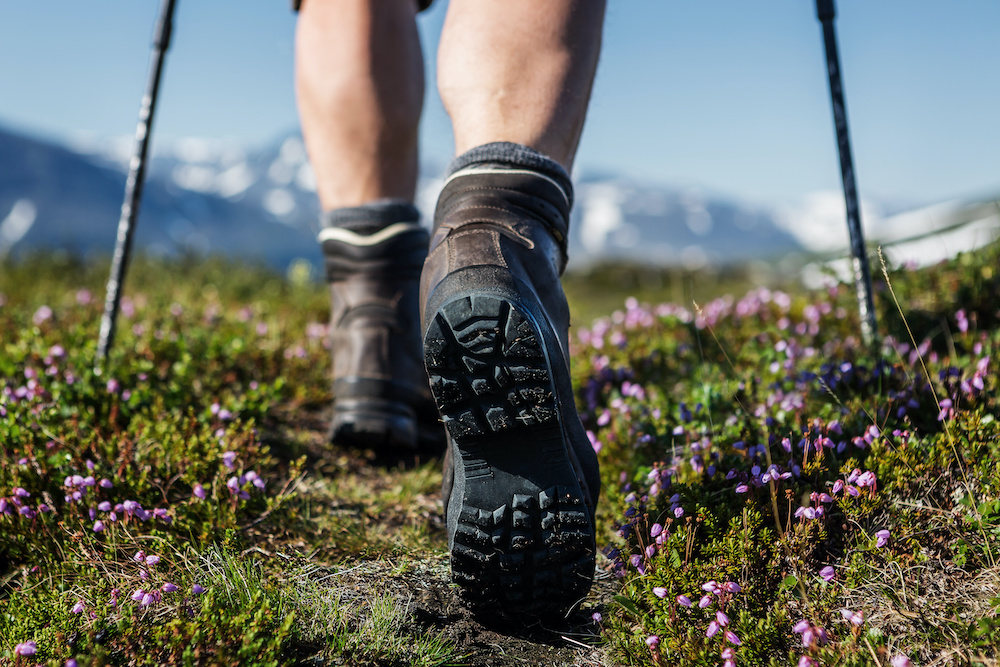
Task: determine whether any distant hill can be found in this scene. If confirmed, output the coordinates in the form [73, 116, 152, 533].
[12, 124, 988, 276]
[0, 126, 320, 269]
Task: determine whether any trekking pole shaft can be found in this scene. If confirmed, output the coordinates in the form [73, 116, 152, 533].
[95, 0, 177, 372]
[816, 0, 879, 350]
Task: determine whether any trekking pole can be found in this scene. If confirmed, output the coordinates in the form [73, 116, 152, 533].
[815, 0, 879, 350]
[95, 0, 178, 373]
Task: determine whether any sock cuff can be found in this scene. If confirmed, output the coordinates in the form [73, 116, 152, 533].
[321, 199, 420, 234]
[446, 142, 574, 209]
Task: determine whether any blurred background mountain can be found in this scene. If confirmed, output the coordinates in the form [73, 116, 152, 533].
[3, 124, 997, 290]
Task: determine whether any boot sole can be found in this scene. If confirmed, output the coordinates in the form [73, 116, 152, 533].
[424, 290, 595, 617]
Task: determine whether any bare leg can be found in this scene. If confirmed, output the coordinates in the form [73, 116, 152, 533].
[295, 0, 424, 209]
[437, 0, 606, 171]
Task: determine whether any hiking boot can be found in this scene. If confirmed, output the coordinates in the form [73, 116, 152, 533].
[420, 146, 600, 617]
[320, 201, 442, 451]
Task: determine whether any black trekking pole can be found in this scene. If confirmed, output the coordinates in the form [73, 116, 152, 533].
[815, 0, 879, 350]
[95, 0, 178, 373]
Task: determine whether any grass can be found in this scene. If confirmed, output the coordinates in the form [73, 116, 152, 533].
[1, 245, 999, 665]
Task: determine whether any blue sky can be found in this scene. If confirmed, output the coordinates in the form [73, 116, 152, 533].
[2, 1, 999, 206]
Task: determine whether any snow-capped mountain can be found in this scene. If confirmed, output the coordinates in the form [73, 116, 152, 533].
[9, 123, 989, 278]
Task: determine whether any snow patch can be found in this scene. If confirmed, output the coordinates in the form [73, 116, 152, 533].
[0, 199, 37, 256]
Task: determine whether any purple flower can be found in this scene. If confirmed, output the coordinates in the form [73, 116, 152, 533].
[226, 476, 240, 494]
[724, 631, 742, 645]
[162, 582, 178, 593]
[820, 566, 836, 582]
[93, 520, 105, 532]
[676, 595, 692, 607]
[798, 657, 817, 667]
[192, 584, 206, 594]
[652, 587, 668, 598]
[14, 640, 37, 656]
[133, 550, 145, 563]
[193, 483, 207, 500]
[33, 305, 53, 324]
[99, 478, 113, 489]
[792, 619, 809, 634]
[140, 593, 155, 607]
[650, 523, 663, 538]
[735, 484, 749, 494]
[875, 529, 891, 547]
[130, 588, 146, 602]
[699, 595, 713, 608]
[890, 655, 911, 667]
[840, 608, 864, 626]
[72, 600, 85, 614]
[701, 580, 721, 594]
[723, 581, 741, 593]
[98, 501, 112, 512]
[591, 612, 602, 623]
[67, 659, 79, 667]
[716, 610, 729, 627]
[145, 554, 160, 566]
[706, 620, 720, 638]
[645, 635, 659, 649]
[222, 451, 237, 469]
[673, 506, 685, 518]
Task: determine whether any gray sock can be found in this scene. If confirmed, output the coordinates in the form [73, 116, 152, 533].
[447, 142, 574, 208]
[321, 199, 420, 235]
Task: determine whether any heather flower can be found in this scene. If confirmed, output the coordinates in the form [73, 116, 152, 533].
[677, 595, 692, 607]
[93, 520, 105, 532]
[33, 305, 53, 324]
[716, 610, 729, 626]
[645, 635, 660, 649]
[591, 612, 602, 623]
[14, 640, 37, 656]
[723, 581, 741, 593]
[193, 483, 207, 500]
[820, 566, 836, 582]
[798, 657, 817, 667]
[706, 620, 720, 638]
[701, 580, 721, 594]
[192, 584, 206, 594]
[145, 554, 160, 566]
[72, 600, 85, 614]
[698, 595, 712, 608]
[792, 619, 809, 634]
[890, 655, 911, 667]
[875, 529, 891, 547]
[222, 451, 237, 469]
[133, 550, 145, 563]
[650, 523, 663, 538]
[67, 659, 79, 667]
[140, 592, 155, 607]
[724, 630, 741, 645]
[162, 582, 178, 593]
[840, 608, 864, 626]
[130, 589, 145, 602]
[652, 587, 668, 598]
